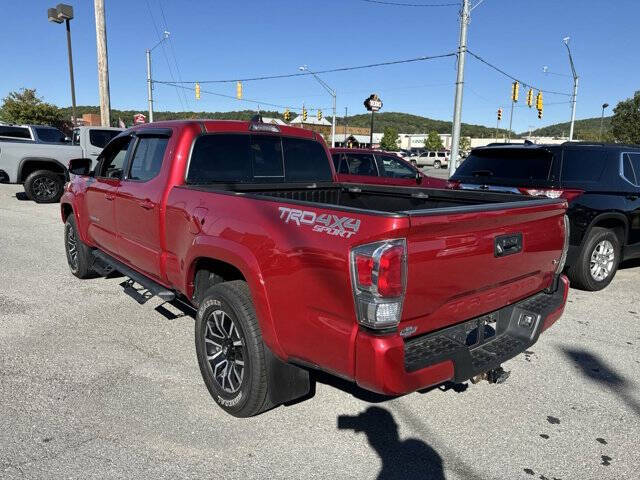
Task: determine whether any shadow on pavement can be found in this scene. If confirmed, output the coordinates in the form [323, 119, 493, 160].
[562, 347, 640, 417]
[619, 258, 640, 270]
[15, 192, 30, 201]
[338, 406, 445, 480]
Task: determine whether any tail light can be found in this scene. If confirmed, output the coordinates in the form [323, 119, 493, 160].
[350, 239, 407, 329]
[447, 180, 461, 189]
[518, 188, 583, 201]
[556, 215, 570, 275]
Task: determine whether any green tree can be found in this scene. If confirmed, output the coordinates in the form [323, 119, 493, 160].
[424, 131, 443, 151]
[459, 136, 471, 155]
[0, 89, 63, 127]
[611, 91, 640, 144]
[380, 126, 400, 151]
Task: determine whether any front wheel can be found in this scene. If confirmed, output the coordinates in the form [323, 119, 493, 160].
[24, 170, 64, 203]
[433, 160, 441, 169]
[195, 281, 271, 417]
[567, 227, 620, 291]
[64, 215, 95, 279]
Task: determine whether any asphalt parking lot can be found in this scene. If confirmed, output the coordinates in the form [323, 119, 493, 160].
[1, 183, 639, 480]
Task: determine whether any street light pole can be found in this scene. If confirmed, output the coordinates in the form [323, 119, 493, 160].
[563, 37, 579, 141]
[449, 0, 470, 177]
[48, 4, 77, 126]
[600, 103, 609, 141]
[146, 32, 170, 123]
[299, 65, 336, 147]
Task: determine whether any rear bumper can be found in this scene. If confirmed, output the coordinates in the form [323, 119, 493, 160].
[354, 275, 569, 395]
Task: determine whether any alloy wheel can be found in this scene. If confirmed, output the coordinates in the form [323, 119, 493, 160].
[204, 310, 246, 394]
[66, 223, 78, 270]
[589, 240, 615, 282]
[32, 177, 58, 201]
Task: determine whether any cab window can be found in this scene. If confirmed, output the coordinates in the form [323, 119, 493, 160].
[96, 136, 132, 179]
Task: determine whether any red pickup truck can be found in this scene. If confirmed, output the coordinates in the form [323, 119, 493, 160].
[61, 119, 569, 417]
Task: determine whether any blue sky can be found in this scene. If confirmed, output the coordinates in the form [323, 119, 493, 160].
[1, 0, 638, 132]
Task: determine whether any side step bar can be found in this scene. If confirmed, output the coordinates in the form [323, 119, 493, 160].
[93, 250, 175, 302]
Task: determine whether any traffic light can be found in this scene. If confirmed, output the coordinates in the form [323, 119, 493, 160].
[511, 81, 519, 102]
[535, 91, 543, 111]
[302, 107, 307, 122]
[317, 109, 322, 121]
[284, 108, 291, 122]
[497, 108, 502, 121]
[236, 81, 243, 100]
[526, 89, 533, 108]
[195, 82, 200, 100]
[538, 109, 543, 119]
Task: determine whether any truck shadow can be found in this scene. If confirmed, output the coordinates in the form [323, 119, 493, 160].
[15, 192, 30, 201]
[561, 347, 640, 417]
[337, 406, 445, 480]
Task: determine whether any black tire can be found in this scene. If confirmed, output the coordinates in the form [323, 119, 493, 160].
[64, 215, 94, 279]
[433, 160, 442, 169]
[567, 227, 620, 291]
[24, 170, 64, 203]
[195, 281, 270, 417]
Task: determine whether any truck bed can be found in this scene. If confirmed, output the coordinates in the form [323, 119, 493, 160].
[186, 182, 561, 216]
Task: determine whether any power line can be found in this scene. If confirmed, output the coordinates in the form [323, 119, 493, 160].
[360, 0, 459, 6]
[155, 52, 457, 84]
[466, 49, 572, 96]
[154, 81, 331, 112]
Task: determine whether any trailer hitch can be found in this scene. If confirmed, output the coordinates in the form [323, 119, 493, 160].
[470, 366, 511, 385]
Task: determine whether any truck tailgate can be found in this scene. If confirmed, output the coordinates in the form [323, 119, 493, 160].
[402, 199, 567, 336]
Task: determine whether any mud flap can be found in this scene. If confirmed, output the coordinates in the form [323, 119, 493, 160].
[264, 346, 311, 408]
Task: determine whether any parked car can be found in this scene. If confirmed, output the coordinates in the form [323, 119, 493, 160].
[0, 125, 122, 202]
[330, 147, 448, 188]
[0, 124, 68, 144]
[449, 142, 640, 290]
[61, 119, 569, 417]
[414, 150, 449, 169]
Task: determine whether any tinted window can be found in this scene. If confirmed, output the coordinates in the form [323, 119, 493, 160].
[0, 126, 31, 139]
[34, 127, 66, 143]
[332, 153, 341, 171]
[97, 136, 132, 179]
[453, 148, 555, 182]
[622, 154, 637, 185]
[627, 154, 640, 186]
[343, 153, 377, 176]
[378, 155, 415, 179]
[561, 149, 607, 182]
[90, 129, 121, 149]
[252, 135, 283, 178]
[187, 134, 332, 184]
[128, 137, 168, 181]
[282, 137, 332, 182]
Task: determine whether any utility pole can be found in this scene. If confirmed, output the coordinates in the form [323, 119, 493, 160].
[507, 100, 515, 143]
[563, 37, 579, 141]
[146, 32, 170, 124]
[344, 106, 348, 146]
[94, 0, 111, 126]
[449, 0, 470, 177]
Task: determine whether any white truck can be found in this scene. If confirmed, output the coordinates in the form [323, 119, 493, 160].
[0, 126, 122, 203]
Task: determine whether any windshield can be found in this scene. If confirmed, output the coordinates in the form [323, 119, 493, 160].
[452, 148, 557, 183]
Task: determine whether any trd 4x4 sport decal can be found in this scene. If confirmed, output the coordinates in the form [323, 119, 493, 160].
[278, 206, 360, 238]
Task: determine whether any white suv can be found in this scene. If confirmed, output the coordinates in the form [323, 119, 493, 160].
[414, 151, 449, 169]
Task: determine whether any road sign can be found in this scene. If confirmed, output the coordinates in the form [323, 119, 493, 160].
[364, 94, 383, 112]
[133, 113, 146, 125]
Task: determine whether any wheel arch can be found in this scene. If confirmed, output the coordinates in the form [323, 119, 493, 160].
[185, 245, 285, 360]
[18, 157, 66, 183]
[584, 212, 629, 247]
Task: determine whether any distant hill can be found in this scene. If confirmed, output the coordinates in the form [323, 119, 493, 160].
[523, 116, 612, 140]
[60, 106, 512, 138]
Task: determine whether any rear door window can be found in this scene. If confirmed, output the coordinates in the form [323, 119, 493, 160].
[127, 136, 168, 181]
[0, 126, 31, 139]
[34, 127, 66, 143]
[377, 155, 415, 179]
[90, 129, 121, 149]
[453, 148, 556, 185]
[623, 153, 640, 186]
[281, 137, 332, 182]
[561, 149, 607, 183]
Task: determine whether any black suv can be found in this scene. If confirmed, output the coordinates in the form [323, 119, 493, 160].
[451, 142, 640, 291]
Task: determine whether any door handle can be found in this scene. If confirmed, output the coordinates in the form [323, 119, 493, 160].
[139, 199, 155, 210]
[105, 193, 114, 201]
[626, 195, 639, 201]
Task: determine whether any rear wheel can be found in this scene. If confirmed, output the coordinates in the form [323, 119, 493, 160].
[24, 170, 64, 203]
[433, 160, 442, 169]
[567, 227, 620, 291]
[195, 281, 271, 417]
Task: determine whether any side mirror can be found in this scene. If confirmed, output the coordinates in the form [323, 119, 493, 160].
[415, 172, 423, 185]
[68, 158, 92, 176]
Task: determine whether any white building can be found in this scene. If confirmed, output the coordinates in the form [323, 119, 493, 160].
[290, 115, 331, 127]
